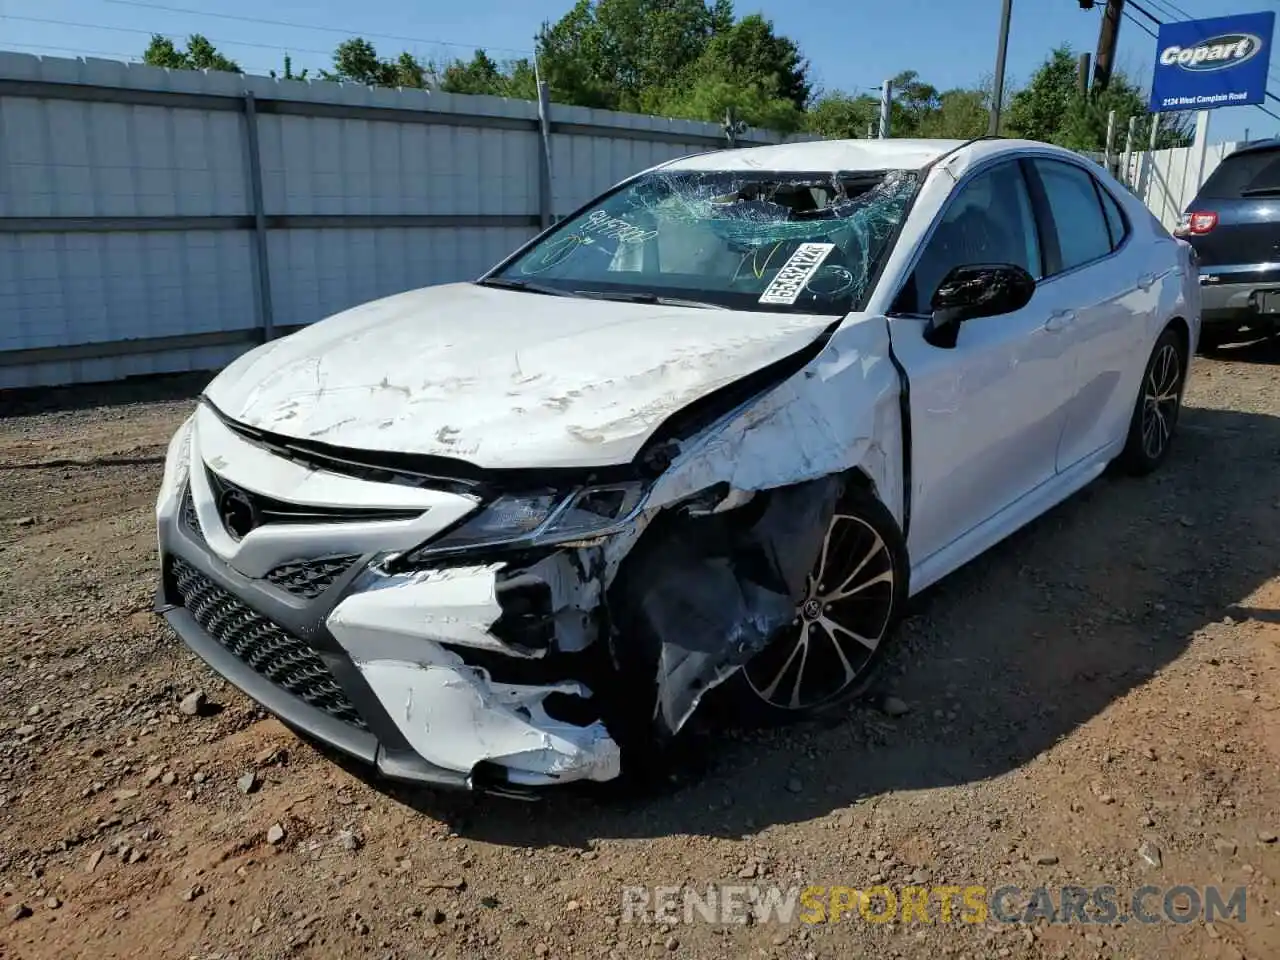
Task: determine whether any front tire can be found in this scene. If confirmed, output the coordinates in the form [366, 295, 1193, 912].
[1117, 324, 1188, 475]
[717, 483, 909, 726]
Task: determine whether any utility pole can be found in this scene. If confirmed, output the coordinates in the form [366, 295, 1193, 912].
[989, 0, 1013, 135]
[878, 80, 893, 139]
[1093, 0, 1126, 91]
[1077, 52, 1091, 97]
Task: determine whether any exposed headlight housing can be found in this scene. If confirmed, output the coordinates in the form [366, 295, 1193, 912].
[156, 415, 194, 518]
[400, 482, 648, 561]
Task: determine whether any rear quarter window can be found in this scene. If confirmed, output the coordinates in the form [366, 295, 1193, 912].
[1098, 185, 1129, 250]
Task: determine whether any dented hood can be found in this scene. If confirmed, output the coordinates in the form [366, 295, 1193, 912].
[204, 282, 836, 469]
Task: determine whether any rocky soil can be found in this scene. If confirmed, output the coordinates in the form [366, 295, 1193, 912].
[2, 344, 1280, 959]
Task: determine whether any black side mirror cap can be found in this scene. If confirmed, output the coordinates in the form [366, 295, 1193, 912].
[924, 263, 1037, 348]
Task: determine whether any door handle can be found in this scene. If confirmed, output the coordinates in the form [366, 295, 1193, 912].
[1138, 272, 1157, 290]
[1043, 310, 1076, 332]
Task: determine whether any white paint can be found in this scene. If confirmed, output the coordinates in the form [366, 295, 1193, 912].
[758, 243, 835, 305]
[660, 138, 966, 174]
[645, 315, 904, 526]
[161, 136, 1201, 785]
[326, 564, 511, 656]
[202, 283, 835, 470]
[187, 406, 479, 579]
[878, 141, 1199, 592]
[354, 658, 620, 784]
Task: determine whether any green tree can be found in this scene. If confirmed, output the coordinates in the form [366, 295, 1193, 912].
[916, 88, 989, 139]
[534, 0, 808, 125]
[1059, 74, 1193, 151]
[439, 50, 537, 99]
[143, 34, 240, 73]
[269, 54, 309, 82]
[1003, 45, 1078, 143]
[803, 91, 879, 138]
[888, 70, 940, 135]
[657, 74, 803, 134]
[321, 38, 427, 89]
[693, 13, 810, 110]
[1004, 45, 1192, 150]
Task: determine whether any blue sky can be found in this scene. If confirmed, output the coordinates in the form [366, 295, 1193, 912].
[1, 0, 1278, 141]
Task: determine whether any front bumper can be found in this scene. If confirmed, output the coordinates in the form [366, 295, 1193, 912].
[154, 411, 622, 794]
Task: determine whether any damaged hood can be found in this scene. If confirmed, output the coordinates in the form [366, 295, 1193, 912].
[204, 283, 837, 469]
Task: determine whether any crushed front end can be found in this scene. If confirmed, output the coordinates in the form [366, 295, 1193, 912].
[155, 403, 635, 793]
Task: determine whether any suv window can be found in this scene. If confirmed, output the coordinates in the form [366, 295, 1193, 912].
[1033, 159, 1112, 272]
[1197, 147, 1280, 199]
[899, 161, 1041, 315]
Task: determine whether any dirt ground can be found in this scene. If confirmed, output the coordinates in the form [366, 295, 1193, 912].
[2, 344, 1280, 960]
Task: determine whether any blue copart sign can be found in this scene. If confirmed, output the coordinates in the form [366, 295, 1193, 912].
[1149, 11, 1275, 113]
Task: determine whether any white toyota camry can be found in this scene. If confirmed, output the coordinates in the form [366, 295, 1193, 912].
[155, 137, 1200, 794]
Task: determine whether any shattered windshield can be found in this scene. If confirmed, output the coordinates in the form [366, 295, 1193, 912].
[488, 168, 919, 315]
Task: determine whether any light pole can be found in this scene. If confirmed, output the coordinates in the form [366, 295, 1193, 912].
[989, 0, 1013, 136]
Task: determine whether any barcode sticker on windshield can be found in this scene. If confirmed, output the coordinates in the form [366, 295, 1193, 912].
[758, 243, 836, 305]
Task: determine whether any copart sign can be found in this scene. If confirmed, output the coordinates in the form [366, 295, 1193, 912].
[1149, 11, 1275, 113]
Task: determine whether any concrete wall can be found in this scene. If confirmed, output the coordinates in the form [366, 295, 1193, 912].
[0, 53, 802, 390]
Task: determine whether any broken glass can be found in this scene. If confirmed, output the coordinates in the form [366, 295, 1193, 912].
[489, 169, 919, 315]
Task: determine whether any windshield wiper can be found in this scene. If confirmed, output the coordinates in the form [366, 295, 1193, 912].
[571, 290, 727, 310]
[1240, 186, 1280, 197]
[476, 277, 578, 298]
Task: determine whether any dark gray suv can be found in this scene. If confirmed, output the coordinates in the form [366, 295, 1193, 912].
[1176, 139, 1280, 349]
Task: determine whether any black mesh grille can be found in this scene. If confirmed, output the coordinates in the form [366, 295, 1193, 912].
[170, 558, 367, 729]
[265, 556, 361, 599]
[206, 468, 423, 526]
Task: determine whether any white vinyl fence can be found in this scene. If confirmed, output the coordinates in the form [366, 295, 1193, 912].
[1104, 141, 1241, 231]
[0, 50, 1252, 392]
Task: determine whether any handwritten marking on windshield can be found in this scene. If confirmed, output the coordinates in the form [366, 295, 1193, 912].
[583, 210, 658, 244]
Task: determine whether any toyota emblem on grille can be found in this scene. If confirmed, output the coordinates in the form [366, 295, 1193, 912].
[218, 488, 259, 540]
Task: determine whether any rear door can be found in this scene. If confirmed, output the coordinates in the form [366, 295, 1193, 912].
[1182, 145, 1280, 275]
[1024, 158, 1147, 472]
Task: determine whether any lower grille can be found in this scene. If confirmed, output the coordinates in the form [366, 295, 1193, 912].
[170, 557, 367, 729]
[266, 556, 360, 599]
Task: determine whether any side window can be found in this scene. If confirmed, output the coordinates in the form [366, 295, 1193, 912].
[1097, 183, 1129, 251]
[902, 162, 1041, 315]
[1033, 159, 1113, 272]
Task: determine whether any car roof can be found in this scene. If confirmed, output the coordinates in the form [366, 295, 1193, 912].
[662, 138, 969, 173]
[658, 137, 1085, 175]
[1222, 137, 1280, 157]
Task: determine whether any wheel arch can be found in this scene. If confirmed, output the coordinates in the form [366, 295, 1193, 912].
[1165, 315, 1192, 360]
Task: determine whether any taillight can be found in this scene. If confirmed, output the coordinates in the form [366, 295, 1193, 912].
[1187, 211, 1218, 235]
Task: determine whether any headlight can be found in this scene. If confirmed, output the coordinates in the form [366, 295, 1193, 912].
[401, 482, 647, 561]
[156, 415, 195, 516]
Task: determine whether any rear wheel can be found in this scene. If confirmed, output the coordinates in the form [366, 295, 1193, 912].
[1117, 325, 1187, 475]
[719, 484, 908, 725]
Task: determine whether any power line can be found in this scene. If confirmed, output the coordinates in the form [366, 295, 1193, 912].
[1, 39, 142, 61]
[1, 14, 339, 61]
[1121, 9, 1158, 40]
[99, 0, 534, 57]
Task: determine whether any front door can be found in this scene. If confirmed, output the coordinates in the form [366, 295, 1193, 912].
[887, 159, 1075, 566]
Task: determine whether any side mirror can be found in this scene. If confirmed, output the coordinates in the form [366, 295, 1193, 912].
[923, 263, 1037, 348]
